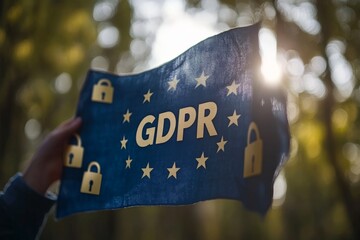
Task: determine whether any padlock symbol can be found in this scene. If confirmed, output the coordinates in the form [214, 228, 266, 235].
[80, 161, 102, 195]
[91, 79, 114, 104]
[64, 134, 84, 168]
[243, 122, 263, 178]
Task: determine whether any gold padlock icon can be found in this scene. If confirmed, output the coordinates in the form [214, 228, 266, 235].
[64, 134, 84, 168]
[91, 79, 114, 104]
[80, 161, 102, 195]
[243, 122, 263, 178]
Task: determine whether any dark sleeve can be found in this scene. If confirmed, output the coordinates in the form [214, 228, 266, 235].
[0, 173, 56, 240]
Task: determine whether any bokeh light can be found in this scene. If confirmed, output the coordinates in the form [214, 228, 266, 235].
[97, 24, 120, 48]
[91, 56, 110, 71]
[54, 72, 72, 94]
[259, 28, 282, 87]
[24, 118, 42, 140]
[272, 172, 287, 207]
[93, 1, 117, 22]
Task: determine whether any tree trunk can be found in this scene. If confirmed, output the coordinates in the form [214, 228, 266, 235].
[315, 1, 360, 238]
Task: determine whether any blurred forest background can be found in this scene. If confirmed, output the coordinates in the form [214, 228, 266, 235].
[1, 0, 360, 239]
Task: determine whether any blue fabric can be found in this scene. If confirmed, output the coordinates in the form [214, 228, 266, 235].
[57, 23, 290, 218]
[0, 174, 56, 239]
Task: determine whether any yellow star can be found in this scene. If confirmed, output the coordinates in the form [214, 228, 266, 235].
[226, 80, 240, 96]
[125, 156, 132, 168]
[216, 136, 228, 153]
[168, 76, 180, 91]
[123, 109, 132, 123]
[167, 162, 180, 179]
[143, 89, 153, 103]
[195, 71, 209, 88]
[141, 163, 153, 179]
[228, 110, 241, 127]
[120, 136, 128, 149]
[196, 152, 208, 169]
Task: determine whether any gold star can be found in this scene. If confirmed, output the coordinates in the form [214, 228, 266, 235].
[167, 162, 180, 179]
[168, 76, 180, 91]
[123, 109, 132, 123]
[216, 136, 228, 153]
[125, 156, 132, 168]
[141, 163, 153, 179]
[226, 80, 240, 96]
[195, 71, 209, 88]
[196, 152, 208, 169]
[228, 110, 241, 127]
[120, 136, 128, 149]
[143, 89, 153, 103]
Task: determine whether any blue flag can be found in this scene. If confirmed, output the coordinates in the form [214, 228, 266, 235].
[57, 23, 290, 218]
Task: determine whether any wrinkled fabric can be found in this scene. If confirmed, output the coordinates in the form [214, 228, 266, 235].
[57, 23, 290, 218]
[0, 174, 55, 239]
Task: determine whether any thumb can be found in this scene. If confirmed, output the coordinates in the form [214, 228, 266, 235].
[56, 117, 82, 139]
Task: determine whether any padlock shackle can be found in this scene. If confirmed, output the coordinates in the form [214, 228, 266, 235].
[97, 79, 112, 86]
[74, 134, 81, 146]
[247, 122, 261, 144]
[87, 161, 101, 173]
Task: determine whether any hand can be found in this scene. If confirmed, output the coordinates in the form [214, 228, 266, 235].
[23, 117, 82, 195]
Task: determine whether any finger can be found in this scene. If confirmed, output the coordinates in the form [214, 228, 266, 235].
[59, 117, 80, 128]
[57, 117, 82, 138]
